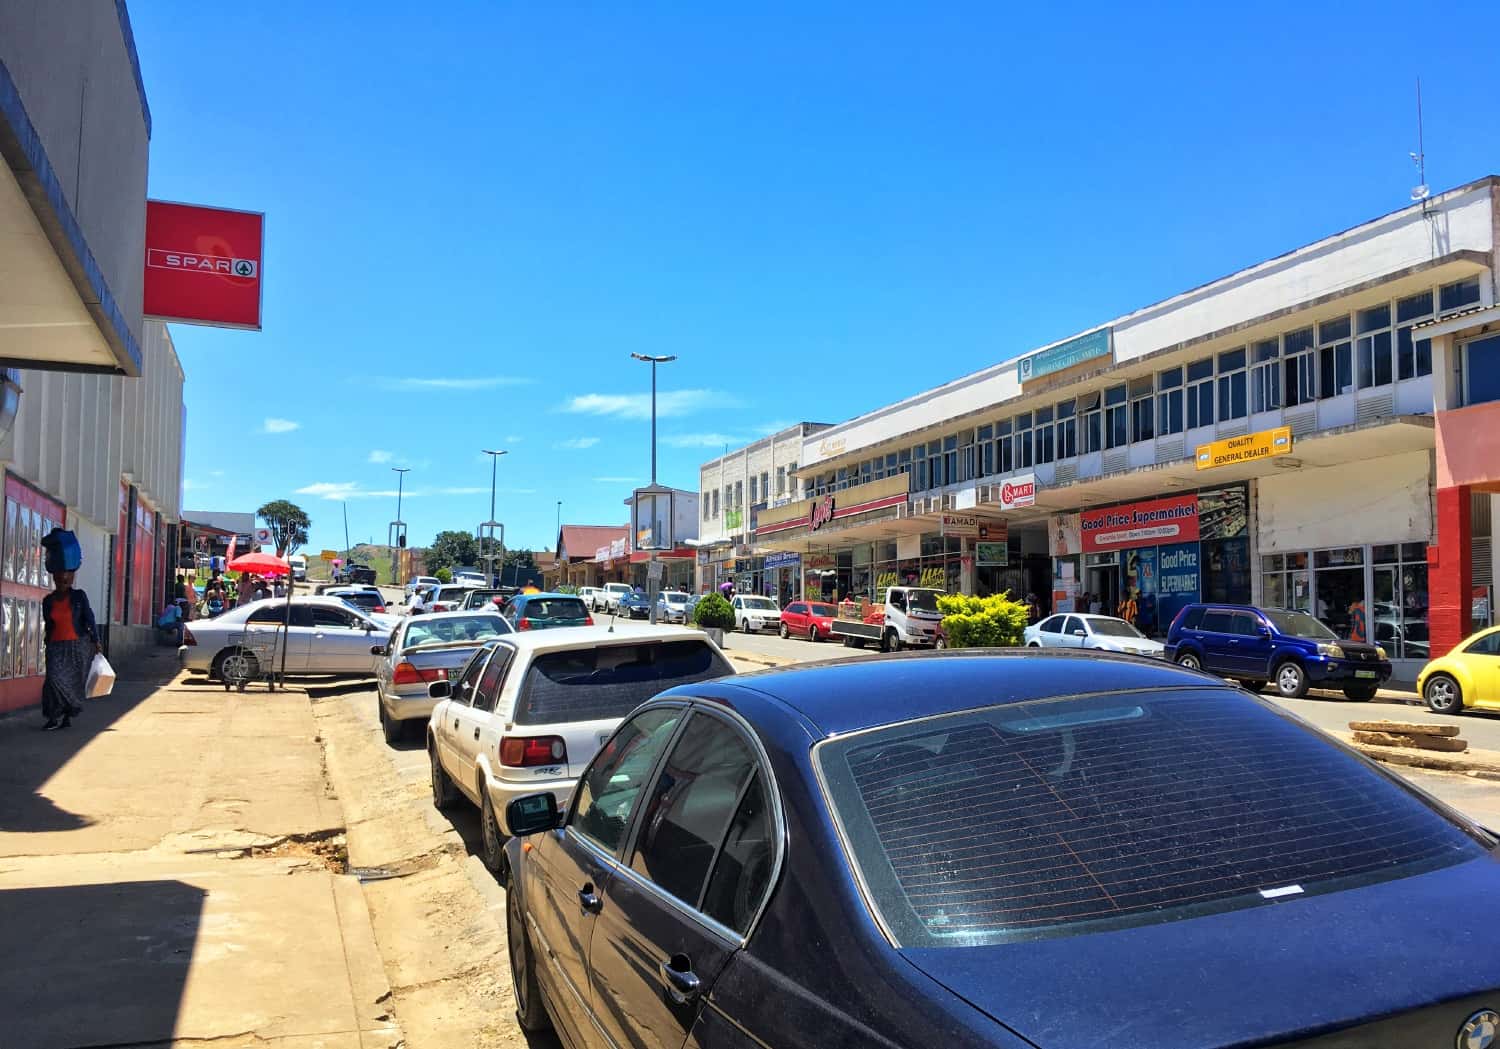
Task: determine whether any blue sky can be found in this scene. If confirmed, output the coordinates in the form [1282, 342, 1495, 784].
[130, 1, 1500, 556]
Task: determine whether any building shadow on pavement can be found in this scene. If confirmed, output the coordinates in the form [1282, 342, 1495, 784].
[0, 655, 178, 838]
[0, 879, 203, 1049]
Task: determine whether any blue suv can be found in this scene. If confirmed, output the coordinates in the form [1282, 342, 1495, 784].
[1165, 603, 1392, 700]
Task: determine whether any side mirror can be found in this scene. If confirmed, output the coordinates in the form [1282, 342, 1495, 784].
[1258, 626, 1272, 638]
[1072, 629, 1087, 637]
[428, 680, 452, 700]
[507, 792, 561, 836]
[370, 644, 385, 656]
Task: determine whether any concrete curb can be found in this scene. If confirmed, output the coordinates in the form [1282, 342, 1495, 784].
[1344, 736, 1500, 781]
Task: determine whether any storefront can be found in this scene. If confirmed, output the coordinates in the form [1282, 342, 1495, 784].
[0, 474, 65, 712]
[763, 551, 801, 605]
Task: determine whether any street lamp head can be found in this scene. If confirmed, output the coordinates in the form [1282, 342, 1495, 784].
[630, 353, 677, 364]
[391, 466, 410, 474]
[482, 449, 509, 457]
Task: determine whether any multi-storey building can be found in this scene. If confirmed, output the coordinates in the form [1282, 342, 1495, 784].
[740, 177, 1500, 678]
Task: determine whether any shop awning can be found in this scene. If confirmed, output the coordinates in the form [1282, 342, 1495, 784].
[628, 547, 697, 563]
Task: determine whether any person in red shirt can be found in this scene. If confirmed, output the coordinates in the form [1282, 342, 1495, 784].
[41, 566, 100, 731]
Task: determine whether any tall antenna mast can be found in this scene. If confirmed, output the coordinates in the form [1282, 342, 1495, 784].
[1409, 77, 1430, 211]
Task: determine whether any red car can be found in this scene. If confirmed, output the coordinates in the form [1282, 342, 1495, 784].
[780, 600, 838, 642]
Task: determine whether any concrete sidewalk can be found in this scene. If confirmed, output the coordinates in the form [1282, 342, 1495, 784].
[0, 653, 399, 1049]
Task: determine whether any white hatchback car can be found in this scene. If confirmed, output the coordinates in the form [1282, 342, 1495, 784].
[425, 623, 734, 876]
[732, 594, 781, 633]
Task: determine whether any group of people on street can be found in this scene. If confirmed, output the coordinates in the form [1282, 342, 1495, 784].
[155, 571, 287, 645]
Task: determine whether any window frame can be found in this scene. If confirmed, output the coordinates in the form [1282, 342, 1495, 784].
[1156, 369, 1184, 436]
[1217, 348, 1247, 421]
[1355, 303, 1393, 391]
[1251, 338, 1280, 413]
[1186, 358, 1214, 429]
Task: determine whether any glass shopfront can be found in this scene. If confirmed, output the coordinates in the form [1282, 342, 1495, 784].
[1261, 542, 1428, 659]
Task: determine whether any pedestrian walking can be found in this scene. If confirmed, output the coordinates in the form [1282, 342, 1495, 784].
[39, 528, 99, 732]
[1024, 593, 1040, 624]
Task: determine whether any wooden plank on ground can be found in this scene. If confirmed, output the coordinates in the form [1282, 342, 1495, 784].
[1347, 720, 1460, 737]
[1351, 731, 1468, 753]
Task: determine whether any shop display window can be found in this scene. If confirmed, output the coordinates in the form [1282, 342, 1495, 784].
[1372, 543, 1430, 660]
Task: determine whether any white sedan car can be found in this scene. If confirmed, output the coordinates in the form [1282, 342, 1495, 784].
[374, 610, 513, 743]
[732, 595, 781, 633]
[1023, 613, 1165, 658]
[179, 597, 392, 681]
[426, 623, 734, 877]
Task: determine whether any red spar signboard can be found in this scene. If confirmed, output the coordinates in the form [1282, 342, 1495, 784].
[1080, 493, 1199, 553]
[143, 200, 264, 329]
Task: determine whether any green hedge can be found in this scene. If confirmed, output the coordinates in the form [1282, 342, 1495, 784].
[692, 592, 736, 630]
[936, 592, 1028, 648]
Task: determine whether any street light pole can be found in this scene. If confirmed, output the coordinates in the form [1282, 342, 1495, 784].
[390, 466, 410, 587]
[482, 449, 507, 585]
[631, 353, 676, 623]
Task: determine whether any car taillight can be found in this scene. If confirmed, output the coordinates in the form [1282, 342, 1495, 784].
[500, 735, 568, 767]
[432, 603, 447, 612]
[393, 661, 444, 686]
[584, 615, 594, 626]
[182, 627, 197, 646]
[374, 605, 386, 614]
[518, 618, 532, 630]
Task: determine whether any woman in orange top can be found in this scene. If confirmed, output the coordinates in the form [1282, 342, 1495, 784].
[41, 566, 99, 731]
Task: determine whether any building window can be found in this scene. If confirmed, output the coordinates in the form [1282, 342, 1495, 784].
[913, 447, 927, 491]
[1356, 304, 1392, 389]
[977, 424, 994, 477]
[1034, 406, 1055, 464]
[1462, 334, 1500, 407]
[1104, 384, 1128, 449]
[724, 485, 732, 512]
[996, 419, 1014, 474]
[1317, 316, 1352, 400]
[1440, 277, 1481, 315]
[858, 459, 872, 486]
[1157, 368, 1183, 435]
[1187, 358, 1214, 429]
[712, 489, 720, 518]
[1128, 377, 1153, 442]
[1251, 338, 1280, 412]
[760, 471, 770, 499]
[897, 449, 910, 478]
[1396, 291, 1434, 380]
[749, 476, 758, 504]
[1080, 392, 1103, 452]
[1217, 348, 1247, 421]
[1014, 413, 1033, 469]
[703, 492, 711, 521]
[958, 431, 974, 481]
[1056, 399, 1077, 459]
[776, 466, 786, 495]
[943, 435, 958, 484]
[1283, 326, 1316, 407]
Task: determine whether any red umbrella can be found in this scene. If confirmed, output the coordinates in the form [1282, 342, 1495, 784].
[227, 552, 291, 577]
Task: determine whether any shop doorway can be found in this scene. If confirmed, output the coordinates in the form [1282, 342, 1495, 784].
[1086, 564, 1119, 617]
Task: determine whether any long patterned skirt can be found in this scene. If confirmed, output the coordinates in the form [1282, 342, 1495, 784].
[42, 638, 91, 720]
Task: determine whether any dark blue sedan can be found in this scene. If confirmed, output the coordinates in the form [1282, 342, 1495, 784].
[502, 651, 1500, 1049]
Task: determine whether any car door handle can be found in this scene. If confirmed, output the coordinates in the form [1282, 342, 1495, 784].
[453, 718, 460, 730]
[659, 956, 702, 1005]
[577, 884, 603, 914]
[473, 727, 480, 741]
[1227, 639, 1239, 645]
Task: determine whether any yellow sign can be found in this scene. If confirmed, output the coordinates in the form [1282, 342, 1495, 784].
[320, 549, 338, 561]
[1195, 426, 1292, 471]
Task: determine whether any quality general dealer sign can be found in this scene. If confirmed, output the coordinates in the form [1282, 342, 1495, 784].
[1195, 426, 1292, 471]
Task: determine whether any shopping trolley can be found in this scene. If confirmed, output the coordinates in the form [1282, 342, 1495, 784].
[221, 626, 287, 692]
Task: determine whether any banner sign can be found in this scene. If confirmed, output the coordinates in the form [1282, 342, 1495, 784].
[975, 541, 1009, 566]
[809, 496, 836, 531]
[940, 513, 980, 538]
[1050, 513, 1082, 556]
[997, 473, 1037, 511]
[1081, 494, 1200, 552]
[319, 549, 338, 561]
[1018, 328, 1111, 383]
[764, 551, 801, 569]
[143, 200, 264, 330]
[1156, 542, 1201, 627]
[1195, 426, 1292, 471]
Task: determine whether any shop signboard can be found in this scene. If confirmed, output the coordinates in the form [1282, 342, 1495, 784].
[1474, 585, 1493, 627]
[319, 549, 337, 561]
[143, 200, 264, 329]
[1017, 328, 1111, 383]
[1081, 494, 1199, 553]
[975, 541, 1008, 567]
[1050, 513, 1082, 556]
[809, 496, 836, 531]
[941, 513, 980, 538]
[1157, 542, 1201, 628]
[1195, 426, 1292, 471]
[997, 473, 1037, 511]
[764, 551, 801, 569]
[725, 509, 744, 529]
[610, 538, 627, 558]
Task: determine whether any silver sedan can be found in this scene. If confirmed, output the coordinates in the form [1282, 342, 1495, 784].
[373, 610, 513, 743]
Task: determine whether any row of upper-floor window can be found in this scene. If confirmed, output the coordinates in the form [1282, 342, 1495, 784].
[802, 278, 1478, 497]
[701, 463, 800, 521]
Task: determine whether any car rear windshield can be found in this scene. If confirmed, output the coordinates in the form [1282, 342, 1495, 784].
[817, 689, 1490, 948]
[437, 587, 471, 602]
[514, 640, 733, 725]
[403, 614, 511, 648]
[1264, 610, 1338, 640]
[1089, 618, 1144, 638]
[522, 598, 588, 620]
[342, 592, 381, 609]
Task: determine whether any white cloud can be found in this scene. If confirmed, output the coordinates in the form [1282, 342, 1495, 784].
[594, 476, 639, 484]
[436, 486, 489, 495]
[561, 389, 719, 420]
[182, 478, 202, 491]
[367, 449, 393, 464]
[504, 435, 524, 443]
[381, 376, 535, 391]
[556, 436, 600, 450]
[755, 419, 795, 435]
[294, 482, 408, 501]
[209, 469, 225, 477]
[662, 432, 746, 449]
[263, 417, 300, 434]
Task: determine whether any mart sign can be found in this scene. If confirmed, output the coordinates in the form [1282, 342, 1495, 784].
[997, 473, 1037, 511]
[144, 200, 264, 329]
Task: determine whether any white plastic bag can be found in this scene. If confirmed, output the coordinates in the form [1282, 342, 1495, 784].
[85, 652, 115, 699]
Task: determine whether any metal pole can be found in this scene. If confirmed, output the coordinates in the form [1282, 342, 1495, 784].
[489, 453, 497, 583]
[342, 502, 350, 583]
[392, 467, 409, 587]
[650, 359, 658, 485]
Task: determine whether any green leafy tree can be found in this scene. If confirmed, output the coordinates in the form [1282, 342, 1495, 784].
[257, 499, 310, 557]
[936, 592, 1028, 648]
[692, 592, 736, 630]
[434, 567, 453, 583]
[504, 548, 536, 568]
[424, 530, 479, 575]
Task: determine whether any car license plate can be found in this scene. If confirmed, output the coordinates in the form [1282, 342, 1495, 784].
[447, 667, 462, 681]
[1355, 670, 1377, 679]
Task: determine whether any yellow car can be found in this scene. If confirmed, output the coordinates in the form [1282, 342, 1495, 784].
[1417, 625, 1500, 715]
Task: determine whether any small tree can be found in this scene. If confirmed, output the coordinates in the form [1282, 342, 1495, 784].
[692, 592, 736, 630]
[504, 548, 536, 568]
[425, 530, 480, 575]
[936, 592, 1028, 648]
[257, 499, 310, 557]
[434, 567, 453, 583]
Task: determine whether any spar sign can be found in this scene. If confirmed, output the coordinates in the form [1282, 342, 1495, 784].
[144, 200, 264, 330]
[1080, 494, 1199, 553]
[997, 473, 1037, 511]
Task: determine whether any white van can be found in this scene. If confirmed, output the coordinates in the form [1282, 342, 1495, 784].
[289, 554, 308, 581]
